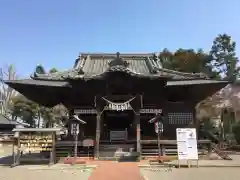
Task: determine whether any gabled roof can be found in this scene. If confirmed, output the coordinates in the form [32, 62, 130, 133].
[0, 114, 30, 126]
[32, 52, 208, 81]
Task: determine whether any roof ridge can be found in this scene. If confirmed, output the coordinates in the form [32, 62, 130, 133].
[145, 57, 159, 74]
[81, 52, 154, 58]
[30, 52, 209, 81]
[160, 68, 208, 78]
[32, 56, 88, 80]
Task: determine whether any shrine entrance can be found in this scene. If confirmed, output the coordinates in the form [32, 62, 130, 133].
[101, 110, 135, 141]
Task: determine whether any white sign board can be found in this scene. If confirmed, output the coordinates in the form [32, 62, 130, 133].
[140, 109, 162, 114]
[155, 121, 163, 134]
[74, 109, 97, 114]
[71, 123, 79, 135]
[186, 128, 198, 160]
[176, 128, 198, 160]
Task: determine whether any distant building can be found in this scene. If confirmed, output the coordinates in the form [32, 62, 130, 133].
[0, 114, 30, 135]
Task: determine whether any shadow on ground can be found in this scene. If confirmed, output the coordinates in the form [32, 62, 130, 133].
[0, 155, 13, 166]
[0, 153, 59, 167]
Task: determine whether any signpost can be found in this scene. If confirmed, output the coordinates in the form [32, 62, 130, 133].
[148, 113, 164, 161]
[71, 123, 79, 164]
[156, 120, 164, 158]
[150, 114, 164, 161]
[176, 128, 199, 168]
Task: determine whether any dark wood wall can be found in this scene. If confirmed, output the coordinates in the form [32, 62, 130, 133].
[64, 74, 197, 140]
[163, 102, 195, 139]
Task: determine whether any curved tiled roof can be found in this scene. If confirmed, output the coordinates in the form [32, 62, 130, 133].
[32, 52, 209, 81]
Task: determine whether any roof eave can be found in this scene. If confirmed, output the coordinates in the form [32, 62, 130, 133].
[4, 79, 70, 87]
[166, 80, 229, 86]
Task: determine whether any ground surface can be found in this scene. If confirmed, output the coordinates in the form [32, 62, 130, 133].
[0, 166, 92, 180]
[0, 144, 91, 180]
[140, 167, 240, 180]
[89, 161, 144, 180]
[2, 144, 240, 180]
[0, 144, 144, 180]
[140, 155, 240, 180]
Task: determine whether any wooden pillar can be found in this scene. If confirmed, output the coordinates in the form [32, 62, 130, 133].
[12, 131, 21, 167]
[12, 141, 15, 164]
[68, 109, 74, 140]
[135, 112, 141, 154]
[95, 111, 101, 159]
[49, 132, 56, 165]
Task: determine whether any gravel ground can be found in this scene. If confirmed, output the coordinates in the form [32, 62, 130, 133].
[141, 155, 240, 180]
[140, 167, 240, 180]
[0, 145, 92, 180]
[2, 144, 240, 180]
[0, 166, 92, 180]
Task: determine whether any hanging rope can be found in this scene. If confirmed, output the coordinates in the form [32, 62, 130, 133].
[102, 96, 136, 111]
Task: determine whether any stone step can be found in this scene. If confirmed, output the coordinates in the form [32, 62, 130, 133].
[99, 144, 134, 151]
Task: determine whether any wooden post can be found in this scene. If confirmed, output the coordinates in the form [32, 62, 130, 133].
[49, 132, 55, 165]
[73, 133, 78, 164]
[16, 132, 21, 165]
[12, 140, 15, 164]
[12, 131, 21, 167]
[157, 120, 161, 159]
[207, 142, 212, 157]
[136, 112, 141, 155]
[95, 111, 101, 159]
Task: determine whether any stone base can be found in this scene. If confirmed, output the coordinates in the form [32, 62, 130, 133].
[144, 156, 177, 162]
[63, 157, 86, 164]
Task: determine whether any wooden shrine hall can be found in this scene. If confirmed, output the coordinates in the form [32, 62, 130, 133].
[5, 52, 229, 159]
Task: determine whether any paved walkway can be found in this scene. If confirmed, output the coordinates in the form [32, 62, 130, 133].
[89, 161, 144, 180]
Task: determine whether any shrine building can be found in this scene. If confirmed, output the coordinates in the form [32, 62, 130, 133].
[5, 52, 228, 159]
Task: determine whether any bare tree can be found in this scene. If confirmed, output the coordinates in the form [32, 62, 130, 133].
[0, 65, 18, 116]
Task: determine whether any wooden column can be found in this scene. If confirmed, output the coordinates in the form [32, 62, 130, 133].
[12, 131, 21, 167]
[49, 132, 56, 165]
[95, 111, 101, 159]
[68, 109, 74, 139]
[135, 112, 141, 154]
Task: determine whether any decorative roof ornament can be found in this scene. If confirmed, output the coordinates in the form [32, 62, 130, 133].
[108, 52, 129, 68]
[153, 52, 163, 68]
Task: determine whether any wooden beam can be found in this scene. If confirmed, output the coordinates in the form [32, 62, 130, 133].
[95, 111, 101, 159]
[140, 139, 211, 145]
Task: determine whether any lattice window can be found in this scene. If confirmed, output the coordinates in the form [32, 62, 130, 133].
[167, 112, 193, 125]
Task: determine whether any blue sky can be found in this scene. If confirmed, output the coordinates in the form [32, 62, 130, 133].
[0, 0, 239, 77]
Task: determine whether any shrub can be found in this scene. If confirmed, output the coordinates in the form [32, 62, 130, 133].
[232, 122, 240, 144]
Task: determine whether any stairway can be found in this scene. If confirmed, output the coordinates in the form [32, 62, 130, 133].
[99, 143, 138, 161]
[141, 144, 206, 157]
[203, 131, 232, 160]
[55, 141, 94, 158]
[212, 144, 232, 160]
